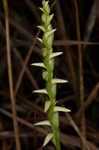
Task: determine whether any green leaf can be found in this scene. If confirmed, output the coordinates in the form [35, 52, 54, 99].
[44, 101, 51, 112]
[33, 89, 48, 94]
[31, 62, 46, 69]
[50, 52, 63, 59]
[43, 133, 53, 147]
[54, 106, 71, 113]
[34, 120, 51, 126]
[52, 78, 68, 84]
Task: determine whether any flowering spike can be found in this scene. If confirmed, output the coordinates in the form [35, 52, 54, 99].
[32, 0, 71, 149]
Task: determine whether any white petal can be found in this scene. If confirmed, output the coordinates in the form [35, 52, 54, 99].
[54, 106, 71, 113]
[31, 63, 46, 69]
[37, 37, 43, 43]
[52, 78, 68, 84]
[33, 89, 48, 94]
[34, 120, 51, 126]
[43, 133, 53, 147]
[50, 52, 63, 59]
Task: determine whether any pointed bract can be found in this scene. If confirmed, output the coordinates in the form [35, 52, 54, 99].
[43, 133, 53, 147]
[44, 1, 48, 8]
[47, 14, 54, 24]
[37, 25, 45, 32]
[44, 100, 51, 112]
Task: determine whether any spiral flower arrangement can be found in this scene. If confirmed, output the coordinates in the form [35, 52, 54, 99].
[31, 0, 71, 149]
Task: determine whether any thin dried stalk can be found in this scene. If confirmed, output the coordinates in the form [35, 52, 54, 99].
[2, 0, 21, 150]
[74, 1, 86, 150]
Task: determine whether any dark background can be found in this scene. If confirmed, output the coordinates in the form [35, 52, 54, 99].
[0, 0, 99, 149]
